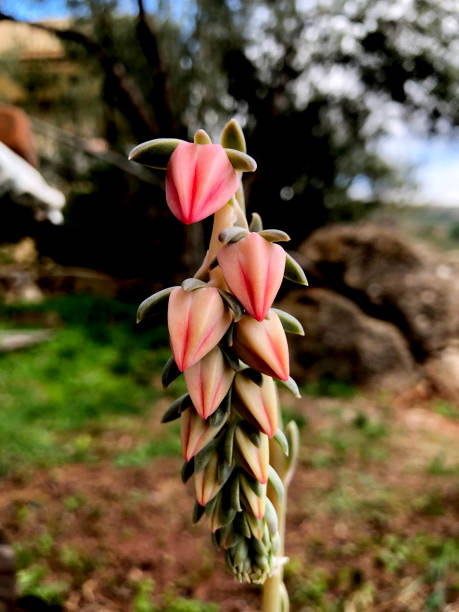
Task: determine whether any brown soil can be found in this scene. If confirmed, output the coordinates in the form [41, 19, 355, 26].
[1, 391, 459, 611]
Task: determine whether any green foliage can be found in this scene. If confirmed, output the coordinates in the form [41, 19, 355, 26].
[17, 564, 69, 605]
[0, 296, 169, 475]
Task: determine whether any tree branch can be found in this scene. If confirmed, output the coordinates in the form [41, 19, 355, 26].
[0, 11, 158, 141]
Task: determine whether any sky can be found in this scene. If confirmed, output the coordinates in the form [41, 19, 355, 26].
[2, 0, 459, 207]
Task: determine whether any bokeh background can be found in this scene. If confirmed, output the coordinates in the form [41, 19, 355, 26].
[0, 1, 459, 610]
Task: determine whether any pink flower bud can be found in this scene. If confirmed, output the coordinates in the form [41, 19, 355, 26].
[166, 142, 239, 224]
[235, 426, 269, 484]
[181, 407, 224, 461]
[184, 346, 235, 419]
[168, 287, 232, 371]
[240, 473, 266, 519]
[217, 232, 286, 321]
[235, 373, 279, 438]
[233, 312, 289, 381]
[194, 453, 222, 505]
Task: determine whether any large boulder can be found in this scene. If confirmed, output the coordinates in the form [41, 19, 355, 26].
[280, 288, 415, 386]
[295, 224, 459, 361]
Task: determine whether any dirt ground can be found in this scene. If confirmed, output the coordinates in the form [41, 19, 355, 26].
[1, 389, 459, 611]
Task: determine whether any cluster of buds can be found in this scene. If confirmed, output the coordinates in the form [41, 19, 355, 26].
[130, 120, 306, 586]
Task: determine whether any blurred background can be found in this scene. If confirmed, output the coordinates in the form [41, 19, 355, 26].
[0, 1, 458, 610]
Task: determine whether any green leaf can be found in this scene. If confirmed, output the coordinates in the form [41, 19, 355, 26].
[273, 428, 289, 456]
[181, 458, 195, 483]
[272, 308, 304, 336]
[218, 227, 249, 244]
[192, 501, 206, 524]
[277, 376, 301, 398]
[136, 286, 177, 323]
[268, 466, 284, 501]
[161, 393, 191, 423]
[221, 119, 246, 152]
[210, 390, 232, 427]
[194, 129, 212, 144]
[229, 472, 242, 511]
[161, 355, 181, 388]
[284, 252, 308, 286]
[218, 289, 244, 321]
[225, 148, 257, 172]
[249, 213, 263, 232]
[224, 422, 237, 465]
[219, 344, 241, 371]
[239, 368, 264, 386]
[181, 278, 208, 292]
[264, 498, 279, 536]
[258, 229, 290, 242]
[285, 420, 300, 486]
[195, 441, 218, 472]
[128, 138, 183, 169]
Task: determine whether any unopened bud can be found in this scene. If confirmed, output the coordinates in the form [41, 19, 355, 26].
[181, 407, 225, 461]
[235, 373, 279, 438]
[168, 286, 232, 371]
[218, 232, 286, 322]
[184, 346, 235, 419]
[240, 473, 267, 519]
[233, 312, 289, 381]
[235, 426, 269, 484]
[166, 142, 239, 224]
[194, 453, 223, 505]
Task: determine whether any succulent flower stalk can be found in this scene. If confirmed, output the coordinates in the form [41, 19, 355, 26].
[131, 120, 306, 610]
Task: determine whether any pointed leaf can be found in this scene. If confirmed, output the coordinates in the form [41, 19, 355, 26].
[258, 229, 291, 242]
[209, 389, 232, 428]
[181, 458, 195, 483]
[218, 289, 244, 321]
[192, 501, 206, 524]
[249, 212, 263, 232]
[221, 119, 246, 152]
[219, 344, 241, 371]
[161, 393, 191, 423]
[239, 367, 264, 386]
[268, 466, 284, 501]
[225, 148, 257, 172]
[137, 286, 178, 323]
[224, 422, 237, 465]
[271, 308, 305, 336]
[264, 498, 279, 536]
[129, 138, 183, 169]
[194, 440, 219, 472]
[284, 252, 308, 285]
[285, 420, 300, 486]
[161, 355, 181, 388]
[229, 472, 242, 511]
[277, 376, 301, 398]
[273, 429, 289, 456]
[194, 129, 212, 144]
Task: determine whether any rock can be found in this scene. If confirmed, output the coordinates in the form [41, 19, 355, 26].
[424, 344, 459, 400]
[280, 288, 416, 386]
[296, 224, 459, 361]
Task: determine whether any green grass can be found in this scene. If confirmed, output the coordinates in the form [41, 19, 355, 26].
[0, 295, 172, 475]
